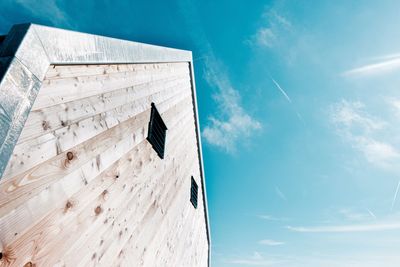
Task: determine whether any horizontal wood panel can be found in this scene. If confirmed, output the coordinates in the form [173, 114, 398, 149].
[4, 111, 196, 266]
[18, 73, 191, 144]
[32, 63, 189, 111]
[0, 62, 209, 267]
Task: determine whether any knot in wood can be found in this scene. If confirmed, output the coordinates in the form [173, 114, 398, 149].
[66, 151, 74, 161]
[95, 205, 102, 215]
[101, 190, 108, 200]
[42, 121, 50, 130]
[64, 200, 73, 212]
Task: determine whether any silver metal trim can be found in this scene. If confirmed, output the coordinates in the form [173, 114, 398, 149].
[189, 61, 212, 266]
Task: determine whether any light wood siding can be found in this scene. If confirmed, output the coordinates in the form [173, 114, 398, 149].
[0, 63, 209, 267]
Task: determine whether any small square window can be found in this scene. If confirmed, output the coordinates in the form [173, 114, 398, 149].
[190, 176, 199, 209]
[147, 103, 167, 159]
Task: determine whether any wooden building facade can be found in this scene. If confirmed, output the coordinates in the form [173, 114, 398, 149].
[0, 24, 210, 266]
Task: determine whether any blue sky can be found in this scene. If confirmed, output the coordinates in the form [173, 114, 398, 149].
[2, 0, 400, 266]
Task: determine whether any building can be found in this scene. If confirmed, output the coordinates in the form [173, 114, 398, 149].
[0, 24, 210, 266]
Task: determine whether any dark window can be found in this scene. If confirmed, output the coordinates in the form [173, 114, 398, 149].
[190, 176, 199, 209]
[147, 103, 167, 159]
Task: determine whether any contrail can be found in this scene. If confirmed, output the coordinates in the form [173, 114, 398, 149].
[270, 76, 304, 124]
[391, 179, 400, 211]
[343, 57, 400, 77]
[365, 208, 377, 219]
[271, 78, 292, 103]
[275, 186, 287, 201]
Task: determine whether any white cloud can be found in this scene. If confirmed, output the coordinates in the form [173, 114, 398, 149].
[258, 214, 289, 222]
[202, 55, 262, 152]
[228, 251, 283, 266]
[178, 0, 261, 153]
[225, 251, 400, 267]
[387, 98, 400, 118]
[330, 100, 399, 168]
[354, 136, 400, 165]
[14, 0, 72, 27]
[248, 8, 292, 49]
[258, 239, 285, 246]
[342, 56, 400, 77]
[286, 221, 400, 233]
[253, 28, 276, 48]
[331, 100, 384, 132]
[337, 208, 376, 221]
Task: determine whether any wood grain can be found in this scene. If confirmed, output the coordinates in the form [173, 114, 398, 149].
[0, 62, 209, 267]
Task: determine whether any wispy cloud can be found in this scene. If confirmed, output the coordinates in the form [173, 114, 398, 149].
[388, 98, 400, 118]
[258, 239, 285, 246]
[225, 251, 400, 267]
[252, 28, 276, 48]
[258, 214, 289, 222]
[338, 208, 376, 221]
[228, 252, 283, 266]
[247, 9, 292, 49]
[391, 179, 400, 211]
[330, 100, 400, 168]
[201, 55, 262, 152]
[13, 0, 72, 27]
[342, 56, 400, 77]
[331, 100, 385, 131]
[354, 137, 400, 167]
[275, 186, 287, 201]
[178, 2, 261, 153]
[287, 222, 400, 233]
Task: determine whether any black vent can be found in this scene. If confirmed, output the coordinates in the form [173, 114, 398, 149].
[147, 103, 167, 159]
[190, 176, 199, 209]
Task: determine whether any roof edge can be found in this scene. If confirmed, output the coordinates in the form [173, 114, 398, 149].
[188, 61, 212, 266]
[32, 24, 192, 65]
[0, 24, 45, 178]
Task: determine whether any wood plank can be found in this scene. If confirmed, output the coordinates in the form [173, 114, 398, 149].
[90, 144, 198, 267]
[32, 63, 189, 110]
[45, 63, 180, 80]
[139, 174, 201, 266]
[18, 72, 190, 145]
[3, 82, 191, 181]
[0, 96, 191, 224]
[0, 61, 209, 267]
[0, 123, 145, 249]
[109, 121, 199, 266]
[0, 98, 193, 248]
[2, 109, 195, 267]
[1, 140, 151, 266]
[127, 165, 197, 267]
[55, 118, 196, 267]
